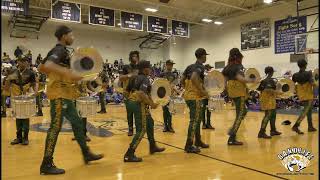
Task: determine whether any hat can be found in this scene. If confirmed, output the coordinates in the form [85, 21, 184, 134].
[264, 66, 275, 74]
[138, 60, 151, 70]
[195, 48, 209, 58]
[166, 60, 175, 64]
[297, 59, 307, 68]
[55, 25, 72, 40]
[204, 64, 214, 69]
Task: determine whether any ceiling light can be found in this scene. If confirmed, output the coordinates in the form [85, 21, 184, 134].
[214, 21, 223, 25]
[117, 23, 121, 26]
[202, 18, 213, 23]
[145, 8, 158, 12]
[251, 27, 257, 30]
[263, 0, 273, 4]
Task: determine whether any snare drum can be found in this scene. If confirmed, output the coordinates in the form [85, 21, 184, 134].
[168, 97, 186, 115]
[11, 95, 36, 119]
[207, 95, 225, 112]
[76, 96, 98, 117]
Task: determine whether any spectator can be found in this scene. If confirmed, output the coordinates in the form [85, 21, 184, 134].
[14, 46, 23, 58]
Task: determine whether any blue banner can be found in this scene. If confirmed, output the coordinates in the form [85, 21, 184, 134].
[89, 6, 115, 27]
[172, 20, 189, 37]
[147, 16, 168, 34]
[120, 11, 143, 31]
[1, 0, 29, 14]
[51, 0, 81, 22]
[274, 16, 307, 54]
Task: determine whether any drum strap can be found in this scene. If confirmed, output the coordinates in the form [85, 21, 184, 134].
[17, 71, 24, 94]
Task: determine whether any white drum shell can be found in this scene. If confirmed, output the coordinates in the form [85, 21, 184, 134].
[207, 96, 225, 112]
[168, 97, 186, 115]
[76, 97, 98, 117]
[12, 96, 36, 119]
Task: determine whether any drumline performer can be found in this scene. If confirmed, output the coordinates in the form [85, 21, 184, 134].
[256, 66, 282, 139]
[35, 70, 46, 116]
[97, 66, 109, 113]
[71, 81, 92, 142]
[1, 63, 13, 117]
[202, 64, 215, 130]
[38, 25, 103, 175]
[160, 60, 179, 133]
[291, 59, 317, 134]
[222, 48, 259, 145]
[119, 51, 140, 136]
[123, 60, 165, 162]
[5, 57, 38, 145]
[181, 48, 210, 153]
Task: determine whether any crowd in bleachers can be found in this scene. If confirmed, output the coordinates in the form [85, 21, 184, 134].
[1, 47, 318, 111]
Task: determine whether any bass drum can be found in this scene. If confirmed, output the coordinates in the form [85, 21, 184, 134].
[70, 47, 103, 81]
[168, 97, 186, 115]
[151, 78, 171, 106]
[204, 70, 225, 96]
[276, 78, 295, 99]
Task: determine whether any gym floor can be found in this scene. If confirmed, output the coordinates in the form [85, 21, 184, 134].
[1, 104, 318, 180]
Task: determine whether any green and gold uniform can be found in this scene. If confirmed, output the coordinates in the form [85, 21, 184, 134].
[97, 69, 108, 113]
[35, 72, 46, 116]
[182, 61, 208, 151]
[119, 63, 139, 134]
[8, 67, 36, 145]
[257, 77, 279, 137]
[159, 70, 176, 132]
[124, 71, 165, 162]
[292, 70, 316, 133]
[222, 64, 248, 144]
[40, 44, 91, 164]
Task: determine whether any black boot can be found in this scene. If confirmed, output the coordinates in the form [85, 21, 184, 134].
[36, 111, 43, 116]
[258, 130, 272, 139]
[97, 109, 106, 114]
[83, 148, 104, 164]
[128, 127, 133, 136]
[270, 130, 282, 136]
[184, 139, 200, 153]
[206, 124, 215, 130]
[11, 131, 22, 145]
[40, 157, 65, 175]
[163, 125, 169, 132]
[202, 124, 207, 129]
[308, 127, 317, 132]
[150, 142, 165, 154]
[21, 132, 29, 145]
[227, 135, 243, 145]
[168, 126, 175, 133]
[195, 140, 209, 148]
[124, 148, 142, 162]
[292, 124, 304, 134]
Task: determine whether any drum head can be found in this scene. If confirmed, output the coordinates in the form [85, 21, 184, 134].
[276, 79, 295, 99]
[204, 70, 225, 96]
[71, 48, 103, 81]
[151, 78, 171, 106]
[245, 68, 261, 90]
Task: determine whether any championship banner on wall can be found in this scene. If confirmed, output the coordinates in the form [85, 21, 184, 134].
[120, 11, 143, 31]
[172, 20, 189, 38]
[1, 0, 29, 14]
[240, 19, 270, 51]
[147, 16, 168, 34]
[51, 0, 81, 23]
[89, 6, 115, 27]
[274, 16, 307, 54]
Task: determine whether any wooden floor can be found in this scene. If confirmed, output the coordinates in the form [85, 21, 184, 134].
[1, 104, 319, 180]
